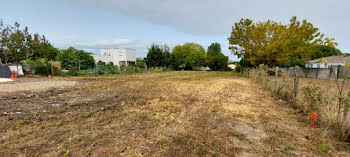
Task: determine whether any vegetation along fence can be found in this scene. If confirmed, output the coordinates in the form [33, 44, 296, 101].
[280, 66, 350, 80]
[243, 67, 350, 141]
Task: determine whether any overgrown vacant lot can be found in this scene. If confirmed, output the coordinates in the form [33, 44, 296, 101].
[0, 71, 349, 156]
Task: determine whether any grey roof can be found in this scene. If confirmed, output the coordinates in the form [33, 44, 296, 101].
[306, 54, 350, 63]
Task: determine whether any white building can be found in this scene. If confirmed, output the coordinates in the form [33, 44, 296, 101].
[228, 64, 236, 70]
[305, 54, 350, 68]
[91, 48, 136, 67]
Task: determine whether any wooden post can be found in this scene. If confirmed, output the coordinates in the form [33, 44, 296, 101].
[294, 66, 299, 98]
[49, 61, 53, 76]
[275, 66, 279, 91]
[342, 92, 350, 136]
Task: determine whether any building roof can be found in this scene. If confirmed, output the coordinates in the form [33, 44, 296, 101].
[306, 54, 350, 63]
[101, 48, 136, 50]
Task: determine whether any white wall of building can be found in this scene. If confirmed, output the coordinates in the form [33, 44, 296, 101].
[305, 62, 345, 68]
[327, 62, 345, 67]
[92, 48, 136, 66]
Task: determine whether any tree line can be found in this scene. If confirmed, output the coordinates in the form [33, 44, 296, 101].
[0, 20, 95, 75]
[144, 42, 229, 71]
[228, 16, 343, 68]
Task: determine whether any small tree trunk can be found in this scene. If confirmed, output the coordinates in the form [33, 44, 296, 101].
[50, 61, 54, 77]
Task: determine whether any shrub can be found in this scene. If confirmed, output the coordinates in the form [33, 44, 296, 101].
[77, 70, 94, 76]
[66, 68, 78, 76]
[301, 85, 324, 112]
[235, 64, 242, 73]
[34, 63, 50, 75]
[97, 69, 105, 75]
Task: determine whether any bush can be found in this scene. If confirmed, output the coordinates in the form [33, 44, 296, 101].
[77, 70, 94, 76]
[267, 68, 282, 76]
[66, 68, 78, 76]
[300, 85, 324, 112]
[34, 63, 50, 75]
[97, 69, 105, 75]
[207, 54, 228, 71]
[235, 64, 242, 73]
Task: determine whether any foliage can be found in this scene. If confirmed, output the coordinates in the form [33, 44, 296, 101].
[207, 42, 221, 56]
[311, 45, 342, 60]
[57, 47, 95, 70]
[0, 20, 58, 65]
[146, 44, 170, 67]
[319, 143, 329, 154]
[97, 60, 106, 67]
[34, 62, 51, 76]
[67, 68, 79, 76]
[206, 43, 228, 71]
[235, 63, 242, 72]
[301, 85, 324, 112]
[96, 61, 119, 75]
[228, 16, 325, 67]
[24, 59, 59, 76]
[169, 43, 207, 70]
[239, 58, 253, 68]
[207, 55, 228, 71]
[136, 57, 146, 69]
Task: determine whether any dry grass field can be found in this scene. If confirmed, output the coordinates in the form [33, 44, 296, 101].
[0, 71, 349, 156]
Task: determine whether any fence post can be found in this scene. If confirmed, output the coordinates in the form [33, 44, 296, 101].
[342, 92, 350, 136]
[294, 66, 299, 98]
[275, 66, 278, 92]
[50, 61, 54, 77]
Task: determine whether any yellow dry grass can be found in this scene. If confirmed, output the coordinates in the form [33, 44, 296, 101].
[0, 71, 348, 156]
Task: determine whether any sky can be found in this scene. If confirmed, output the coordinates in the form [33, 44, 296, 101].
[0, 0, 349, 61]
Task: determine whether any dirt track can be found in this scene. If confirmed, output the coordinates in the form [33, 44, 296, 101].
[0, 77, 77, 96]
[0, 72, 348, 156]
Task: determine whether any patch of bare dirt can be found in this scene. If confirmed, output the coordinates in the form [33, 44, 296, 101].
[0, 77, 77, 97]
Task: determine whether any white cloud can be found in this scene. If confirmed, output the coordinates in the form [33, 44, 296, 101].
[54, 38, 139, 48]
[66, 0, 349, 35]
[62, 0, 350, 53]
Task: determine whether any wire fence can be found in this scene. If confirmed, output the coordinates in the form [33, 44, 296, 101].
[242, 66, 350, 140]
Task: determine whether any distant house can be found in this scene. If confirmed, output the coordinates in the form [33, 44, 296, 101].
[228, 64, 236, 70]
[91, 48, 136, 67]
[305, 54, 350, 68]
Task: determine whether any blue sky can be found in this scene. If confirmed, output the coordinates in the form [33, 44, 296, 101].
[1, 0, 349, 61]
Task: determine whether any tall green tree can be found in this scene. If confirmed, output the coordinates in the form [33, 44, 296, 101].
[207, 42, 222, 56]
[146, 44, 170, 67]
[0, 20, 58, 65]
[57, 47, 94, 70]
[57, 47, 78, 69]
[311, 45, 342, 60]
[228, 16, 325, 67]
[169, 42, 207, 70]
[207, 43, 228, 71]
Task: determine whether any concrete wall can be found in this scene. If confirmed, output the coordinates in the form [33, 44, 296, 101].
[303, 68, 330, 79]
[280, 66, 349, 80]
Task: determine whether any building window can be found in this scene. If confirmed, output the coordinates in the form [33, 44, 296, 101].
[317, 64, 321, 68]
[311, 64, 313, 68]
